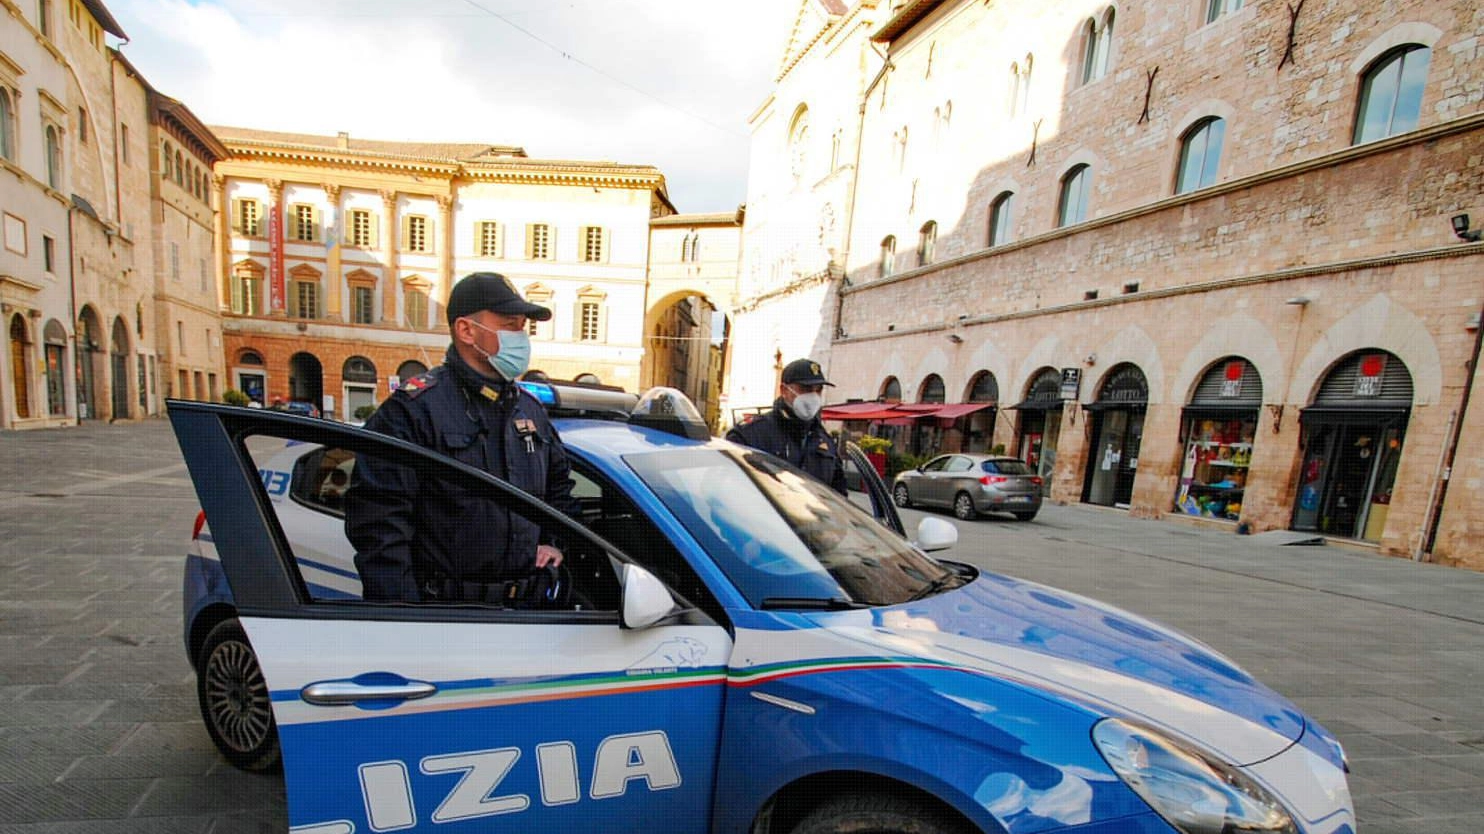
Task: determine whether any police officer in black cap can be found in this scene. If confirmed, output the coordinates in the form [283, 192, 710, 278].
[346, 272, 580, 604]
[726, 357, 848, 495]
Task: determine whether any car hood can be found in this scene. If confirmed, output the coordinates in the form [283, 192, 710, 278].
[794, 570, 1307, 766]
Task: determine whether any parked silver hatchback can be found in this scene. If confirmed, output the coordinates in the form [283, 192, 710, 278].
[892, 454, 1043, 521]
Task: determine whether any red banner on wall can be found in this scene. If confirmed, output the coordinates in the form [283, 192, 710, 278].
[268, 199, 285, 312]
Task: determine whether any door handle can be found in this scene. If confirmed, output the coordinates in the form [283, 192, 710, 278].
[301, 679, 437, 706]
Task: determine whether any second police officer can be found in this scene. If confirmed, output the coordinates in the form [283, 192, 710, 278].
[346, 272, 580, 605]
[727, 357, 849, 495]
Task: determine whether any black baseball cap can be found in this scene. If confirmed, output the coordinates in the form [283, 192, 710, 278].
[781, 358, 834, 387]
[446, 272, 552, 324]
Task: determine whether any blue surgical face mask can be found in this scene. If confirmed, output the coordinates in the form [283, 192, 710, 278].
[466, 318, 532, 380]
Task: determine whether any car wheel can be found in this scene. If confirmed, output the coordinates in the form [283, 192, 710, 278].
[791, 792, 966, 834]
[953, 492, 977, 520]
[197, 618, 281, 772]
[893, 483, 912, 508]
[1013, 511, 1038, 522]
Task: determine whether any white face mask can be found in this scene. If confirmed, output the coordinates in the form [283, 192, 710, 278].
[791, 392, 823, 420]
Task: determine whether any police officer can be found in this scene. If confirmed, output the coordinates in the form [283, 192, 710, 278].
[726, 358, 848, 495]
[346, 272, 579, 604]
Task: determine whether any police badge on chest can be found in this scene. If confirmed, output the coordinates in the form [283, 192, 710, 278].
[514, 418, 537, 454]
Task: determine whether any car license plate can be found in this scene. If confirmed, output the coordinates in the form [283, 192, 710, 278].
[1008, 496, 1030, 502]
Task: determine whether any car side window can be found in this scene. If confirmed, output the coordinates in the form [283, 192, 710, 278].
[922, 457, 950, 472]
[946, 456, 974, 472]
[240, 431, 624, 613]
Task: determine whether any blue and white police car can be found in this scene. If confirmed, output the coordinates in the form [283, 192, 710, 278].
[174, 383, 1353, 834]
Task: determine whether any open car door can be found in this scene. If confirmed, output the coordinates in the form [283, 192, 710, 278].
[843, 440, 905, 536]
[169, 401, 731, 834]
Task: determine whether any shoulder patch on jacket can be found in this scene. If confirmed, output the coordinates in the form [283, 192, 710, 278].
[400, 371, 438, 399]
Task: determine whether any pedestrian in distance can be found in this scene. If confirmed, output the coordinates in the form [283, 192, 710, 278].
[726, 357, 849, 495]
[345, 272, 580, 605]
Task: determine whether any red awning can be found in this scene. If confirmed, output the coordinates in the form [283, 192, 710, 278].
[930, 402, 996, 420]
[821, 402, 906, 421]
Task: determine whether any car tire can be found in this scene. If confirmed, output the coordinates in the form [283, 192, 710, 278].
[893, 483, 912, 508]
[791, 792, 967, 834]
[953, 492, 977, 520]
[1013, 511, 1038, 522]
[197, 618, 281, 772]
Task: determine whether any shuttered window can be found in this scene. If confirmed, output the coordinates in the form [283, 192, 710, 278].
[526, 223, 552, 260]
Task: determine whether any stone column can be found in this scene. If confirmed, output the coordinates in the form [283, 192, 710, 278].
[437, 194, 455, 313]
[212, 174, 231, 311]
[323, 184, 343, 321]
[380, 189, 400, 323]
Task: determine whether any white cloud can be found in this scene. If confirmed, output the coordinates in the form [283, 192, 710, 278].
[111, 0, 797, 210]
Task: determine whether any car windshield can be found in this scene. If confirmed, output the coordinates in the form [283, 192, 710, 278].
[626, 447, 955, 608]
[984, 459, 1033, 475]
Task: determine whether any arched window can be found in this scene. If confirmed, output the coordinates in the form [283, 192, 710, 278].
[880, 235, 896, 278]
[1176, 117, 1226, 193]
[44, 125, 61, 189]
[161, 141, 172, 180]
[0, 88, 15, 162]
[917, 221, 937, 266]
[1081, 11, 1114, 84]
[788, 106, 810, 182]
[988, 192, 1014, 246]
[1354, 45, 1431, 144]
[238, 350, 264, 366]
[967, 371, 999, 403]
[174, 150, 183, 185]
[1058, 164, 1091, 227]
[919, 374, 946, 404]
[880, 376, 902, 403]
[44, 319, 67, 416]
[343, 356, 377, 384]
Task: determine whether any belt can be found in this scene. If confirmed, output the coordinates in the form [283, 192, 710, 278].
[422, 576, 529, 604]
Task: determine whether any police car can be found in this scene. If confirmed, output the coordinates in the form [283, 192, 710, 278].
[174, 383, 1354, 834]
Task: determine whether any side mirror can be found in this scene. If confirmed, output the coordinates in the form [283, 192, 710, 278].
[620, 563, 676, 630]
[913, 517, 958, 552]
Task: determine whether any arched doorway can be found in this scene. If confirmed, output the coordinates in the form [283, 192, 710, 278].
[962, 371, 999, 453]
[1083, 363, 1148, 508]
[110, 317, 131, 420]
[644, 292, 730, 430]
[9, 314, 32, 419]
[342, 356, 377, 422]
[1174, 357, 1263, 521]
[1013, 367, 1063, 494]
[76, 307, 101, 419]
[1292, 350, 1412, 542]
[43, 319, 68, 416]
[236, 349, 267, 405]
[289, 352, 323, 411]
[913, 373, 946, 455]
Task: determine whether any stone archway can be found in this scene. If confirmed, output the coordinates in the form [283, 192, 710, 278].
[110, 317, 131, 420]
[641, 289, 732, 430]
[76, 306, 102, 419]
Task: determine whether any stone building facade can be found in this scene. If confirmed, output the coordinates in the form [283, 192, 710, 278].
[213, 129, 673, 421]
[1, 0, 216, 428]
[739, 0, 1484, 568]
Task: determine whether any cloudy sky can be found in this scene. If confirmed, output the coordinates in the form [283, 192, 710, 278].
[109, 0, 799, 211]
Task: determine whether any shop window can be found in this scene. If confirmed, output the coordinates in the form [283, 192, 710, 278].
[1174, 358, 1262, 522]
[1176, 117, 1225, 194]
[1353, 45, 1431, 144]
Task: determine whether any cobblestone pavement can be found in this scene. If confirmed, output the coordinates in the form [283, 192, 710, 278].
[2, 419, 1481, 833]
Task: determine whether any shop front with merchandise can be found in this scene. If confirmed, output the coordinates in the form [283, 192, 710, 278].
[1292, 350, 1412, 542]
[1173, 358, 1262, 522]
[1012, 367, 1064, 496]
[1082, 364, 1148, 508]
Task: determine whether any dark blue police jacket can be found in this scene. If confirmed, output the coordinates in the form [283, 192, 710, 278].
[346, 347, 579, 602]
[726, 397, 848, 495]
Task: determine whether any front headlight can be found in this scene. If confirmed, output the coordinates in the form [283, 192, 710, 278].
[1092, 718, 1297, 834]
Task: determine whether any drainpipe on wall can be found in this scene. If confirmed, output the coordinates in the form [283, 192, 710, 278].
[1417, 303, 1484, 560]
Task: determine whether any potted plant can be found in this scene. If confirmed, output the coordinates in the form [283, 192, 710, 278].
[856, 435, 892, 476]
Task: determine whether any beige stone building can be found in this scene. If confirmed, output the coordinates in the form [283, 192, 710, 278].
[645, 210, 743, 428]
[738, 0, 1484, 568]
[213, 129, 674, 420]
[1, 0, 213, 427]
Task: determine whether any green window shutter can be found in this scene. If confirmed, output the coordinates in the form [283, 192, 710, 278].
[230, 199, 241, 234]
[401, 214, 411, 251]
[311, 206, 321, 242]
[369, 212, 380, 249]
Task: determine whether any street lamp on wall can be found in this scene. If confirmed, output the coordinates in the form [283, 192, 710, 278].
[1451, 213, 1482, 242]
